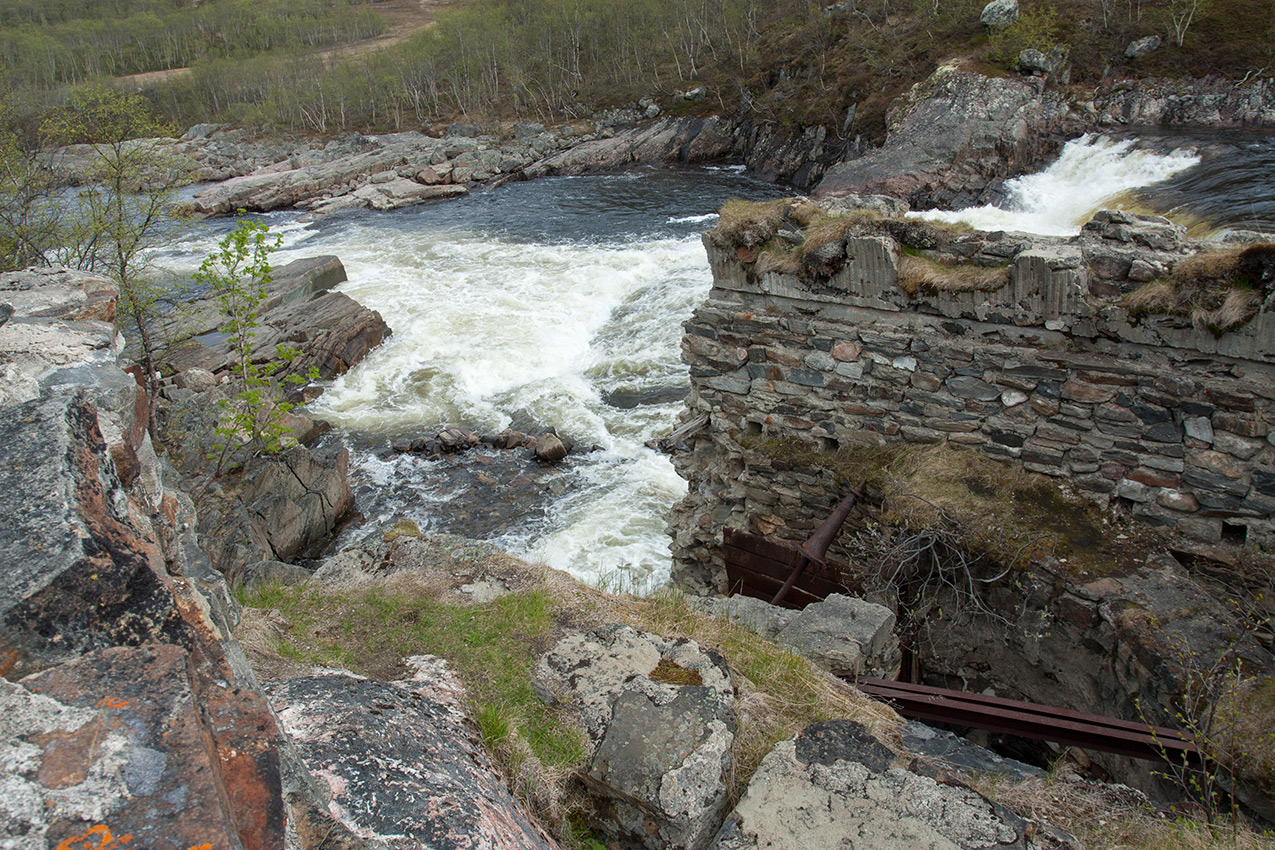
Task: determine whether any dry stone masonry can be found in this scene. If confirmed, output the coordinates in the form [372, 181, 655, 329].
[669, 205, 1274, 592]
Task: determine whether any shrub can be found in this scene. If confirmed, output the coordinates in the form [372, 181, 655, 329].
[987, 5, 1063, 69]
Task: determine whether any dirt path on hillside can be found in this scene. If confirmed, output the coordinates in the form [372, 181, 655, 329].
[118, 0, 467, 89]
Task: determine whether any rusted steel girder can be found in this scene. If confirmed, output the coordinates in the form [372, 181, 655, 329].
[770, 486, 863, 606]
[857, 677, 1202, 767]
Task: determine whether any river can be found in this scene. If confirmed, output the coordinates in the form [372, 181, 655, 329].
[161, 131, 1274, 594]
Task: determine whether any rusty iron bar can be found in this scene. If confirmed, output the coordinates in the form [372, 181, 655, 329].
[857, 677, 1203, 767]
[770, 486, 863, 606]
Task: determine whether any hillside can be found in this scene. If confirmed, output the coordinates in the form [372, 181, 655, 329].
[2, 0, 1272, 142]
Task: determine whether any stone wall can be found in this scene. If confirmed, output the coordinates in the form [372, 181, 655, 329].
[668, 210, 1274, 593]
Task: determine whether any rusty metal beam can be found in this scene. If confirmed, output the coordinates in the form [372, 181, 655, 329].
[771, 487, 862, 606]
[857, 677, 1202, 766]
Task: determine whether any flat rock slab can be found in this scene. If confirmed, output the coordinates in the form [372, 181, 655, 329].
[711, 719, 1029, 850]
[0, 268, 121, 410]
[902, 721, 1045, 782]
[535, 625, 736, 850]
[269, 661, 558, 850]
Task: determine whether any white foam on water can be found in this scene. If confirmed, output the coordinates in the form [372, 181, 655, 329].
[297, 226, 713, 589]
[668, 213, 720, 224]
[912, 134, 1200, 236]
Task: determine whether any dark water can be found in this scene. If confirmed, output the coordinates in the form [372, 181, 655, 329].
[1133, 129, 1275, 234]
[302, 165, 791, 245]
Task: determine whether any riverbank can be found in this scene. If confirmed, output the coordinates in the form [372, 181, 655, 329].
[52, 69, 1274, 228]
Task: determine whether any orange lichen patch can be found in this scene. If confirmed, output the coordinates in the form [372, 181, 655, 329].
[96, 696, 129, 709]
[55, 825, 132, 850]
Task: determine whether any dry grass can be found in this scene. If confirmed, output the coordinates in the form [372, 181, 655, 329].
[736, 434, 901, 491]
[879, 444, 1144, 579]
[753, 246, 804, 276]
[974, 772, 1275, 850]
[1126, 245, 1272, 334]
[709, 199, 883, 281]
[708, 199, 794, 250]
[897, 252, 1012, 296]
[1125, 280, 1178, 313]
[1193, 289, 1264, 334]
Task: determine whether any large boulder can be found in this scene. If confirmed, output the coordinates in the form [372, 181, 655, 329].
[534, 625, 736, 850]
[710, 720, 1032, 850]
[980, 0, 1019, 28]
[270, 660, 559, 850]
[775, 594, 901, 679]
[1124, 35, 1161, 58]
[694, 593, 901, 679]
[193, 441, 355, 580]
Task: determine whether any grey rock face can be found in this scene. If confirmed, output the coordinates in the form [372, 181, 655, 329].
[690, 594, 795, 638]
[710, 720, 1029, 850]
[0, 267, 122, 410]
[0, 392, 188, 677]
[902, 721, 1045, 781]
[523, 116, 737, 179]
[980, 0, 1019, 28]
[820, 193, 911, 219]
[1124, 35, 1161, 58]
[692, 593, 900, 679]
[587, 687, 735, 850]
[271, 661, 559, 850]
[535, 625, 736, 850]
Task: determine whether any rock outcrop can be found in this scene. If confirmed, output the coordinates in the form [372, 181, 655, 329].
[711, 720, 1034, 850]
[522, 116, 738, 179]
[183, 117, 740, 217]
[0, 266, 574, 849]
[165, 255, 388, 381]
[535, 625, 737, 850]
[817, 65, 1072, 209]
[0, 387, 288, 849]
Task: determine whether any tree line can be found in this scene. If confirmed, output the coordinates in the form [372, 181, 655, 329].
[139, 0, 840, 133]
[0, 0, 384, 89]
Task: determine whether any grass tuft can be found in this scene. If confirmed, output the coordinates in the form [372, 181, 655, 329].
[1126, 244, 1273, 335]
[897, 253, 1011, 296]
